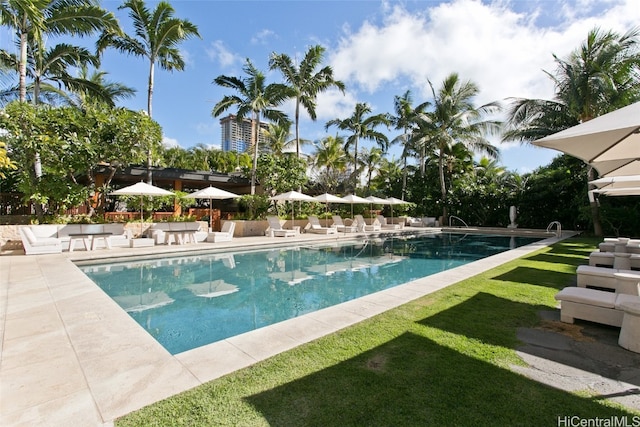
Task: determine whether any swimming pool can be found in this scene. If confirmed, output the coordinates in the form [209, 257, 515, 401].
[79, 233, 542, 354]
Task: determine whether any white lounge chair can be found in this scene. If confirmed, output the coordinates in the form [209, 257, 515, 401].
[354, 215, 381, 232]
[266, 216, 297, 237]
[376, 215, 402, 230]
[307, 216, 337, 234]
[206, 221, 235, 242]
[576, 264, 640, 294]
[554, 286, 640, 327]
[332, 215, 357, 233]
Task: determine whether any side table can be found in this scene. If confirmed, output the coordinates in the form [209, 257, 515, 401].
[618, 299, 640, 353]
[130, 238, 155, 248]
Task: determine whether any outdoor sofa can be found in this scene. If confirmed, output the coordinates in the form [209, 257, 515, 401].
[19, 223, 132, 255]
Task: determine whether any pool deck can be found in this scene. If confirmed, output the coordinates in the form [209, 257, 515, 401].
[1, 228, 568, 426]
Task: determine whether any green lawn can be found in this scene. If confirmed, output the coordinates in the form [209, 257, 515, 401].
[117, 236, 638, 426]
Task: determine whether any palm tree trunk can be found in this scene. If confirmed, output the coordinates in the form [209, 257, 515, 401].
[353, 137, 359, 190]
[295, 99, 300, 158]
[438, 154, 447, 223]
[19, 28, 28, 102]
[250, 114, 260, 195]
[146, 61, 155, 184]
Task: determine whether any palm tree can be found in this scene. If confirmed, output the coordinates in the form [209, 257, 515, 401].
[325, 102, 389, 191]
[97, 0, 200, 183]
[311, 134, 348, 192]
[0, 0, 119, 214]
[262, 121, 298, 155]
[503, 27, 640, 236]
[361, 147, 384, 192]
[0, 0, 119, 103]
[422, 73, 501, 222]
[70, 65, 136, 109]
[98, 0, 200, 117]
[389, 90, 428, 199]
[269, 45, 345, 157]
[212, 59, 290, 195]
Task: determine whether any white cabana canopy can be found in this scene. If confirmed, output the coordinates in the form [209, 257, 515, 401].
[533, 102, 640, 177]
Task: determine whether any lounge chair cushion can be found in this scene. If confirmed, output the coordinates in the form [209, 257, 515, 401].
[555, 287, 616, 308]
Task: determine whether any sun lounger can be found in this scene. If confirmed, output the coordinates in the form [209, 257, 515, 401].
[554, 286, 640, 327]
[376, 215, 402, 230]
[266, 216, 297, 237]
[354, 215, 381, 232]
[332, 215, 357, 232]
[577, 265, 640, 294]
[307, 216, 337, 234]
[206, 221, 235, 242]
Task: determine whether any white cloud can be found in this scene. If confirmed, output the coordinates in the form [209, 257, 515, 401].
[329, 0, 638, 106]
[206, 40, 241, 69]
[162, 137, 179, 148]
[251, 29, 276, 45]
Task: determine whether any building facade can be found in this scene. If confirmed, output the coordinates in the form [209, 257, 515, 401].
[220, 114, 269, 153]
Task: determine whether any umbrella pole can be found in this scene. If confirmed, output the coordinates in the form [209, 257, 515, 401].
[140, 195, 143, 222]
[209, 197, 213, 232]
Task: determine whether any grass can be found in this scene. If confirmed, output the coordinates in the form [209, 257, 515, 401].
[116, 236, 638, 426]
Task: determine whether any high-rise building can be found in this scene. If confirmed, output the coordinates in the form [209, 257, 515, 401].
[220, 114, 269, 153]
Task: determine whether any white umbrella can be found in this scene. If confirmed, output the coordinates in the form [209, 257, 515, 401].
[533, 101, 640, 177]
[184, 186, 240, 231]
[269, 190, 316, 222]
[313, 193, 349, 217]
[365, 195, 390, 219]
[110, 181, 175, 221]
[341, 194, 370, 218]
[386, 197, 412, 224]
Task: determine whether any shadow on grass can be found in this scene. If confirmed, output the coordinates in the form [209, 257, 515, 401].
[491, 266, 576, 289]
[419, 292, 640, 390]
[524, 252, 588, 267]
[245, 332, 635, 426]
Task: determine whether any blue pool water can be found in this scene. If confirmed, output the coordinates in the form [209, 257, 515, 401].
[79, 233, 542, 354]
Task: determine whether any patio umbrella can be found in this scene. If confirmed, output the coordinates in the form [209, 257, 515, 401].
[533, 101, 640, 177]
[341, 194, 370, 218]
[313, 193, 348, 217]
[386, 197, 412, 224]
[110, 181, 175, 221]
[184, 186, 240, 231]
[269, 190, 316, 222]
[365, 195, 390, 219]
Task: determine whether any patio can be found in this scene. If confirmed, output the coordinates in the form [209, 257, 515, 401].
[2, 229, 637, 426]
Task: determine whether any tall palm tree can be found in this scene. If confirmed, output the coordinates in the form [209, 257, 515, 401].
[212, 59, 289, 195]
[98, 0, 200, 117]
[423, 73, 501, 222]
[325, 102, 389, 190]
[97, 0, 200, 183]
[389, 90, 429, 199]
[0, 0, 119, 103]
[503, 27, 640, 236]
[269, 45, 345, 157]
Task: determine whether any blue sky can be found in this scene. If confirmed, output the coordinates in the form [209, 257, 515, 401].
[3, 0, 638, 173]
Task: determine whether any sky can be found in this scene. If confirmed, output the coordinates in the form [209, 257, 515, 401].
[3, 0, 639, 174]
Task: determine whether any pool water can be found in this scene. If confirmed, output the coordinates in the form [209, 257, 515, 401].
[80, 233, 541, 354]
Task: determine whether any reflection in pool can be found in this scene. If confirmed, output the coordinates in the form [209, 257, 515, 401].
[79, 233, 541, 354]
